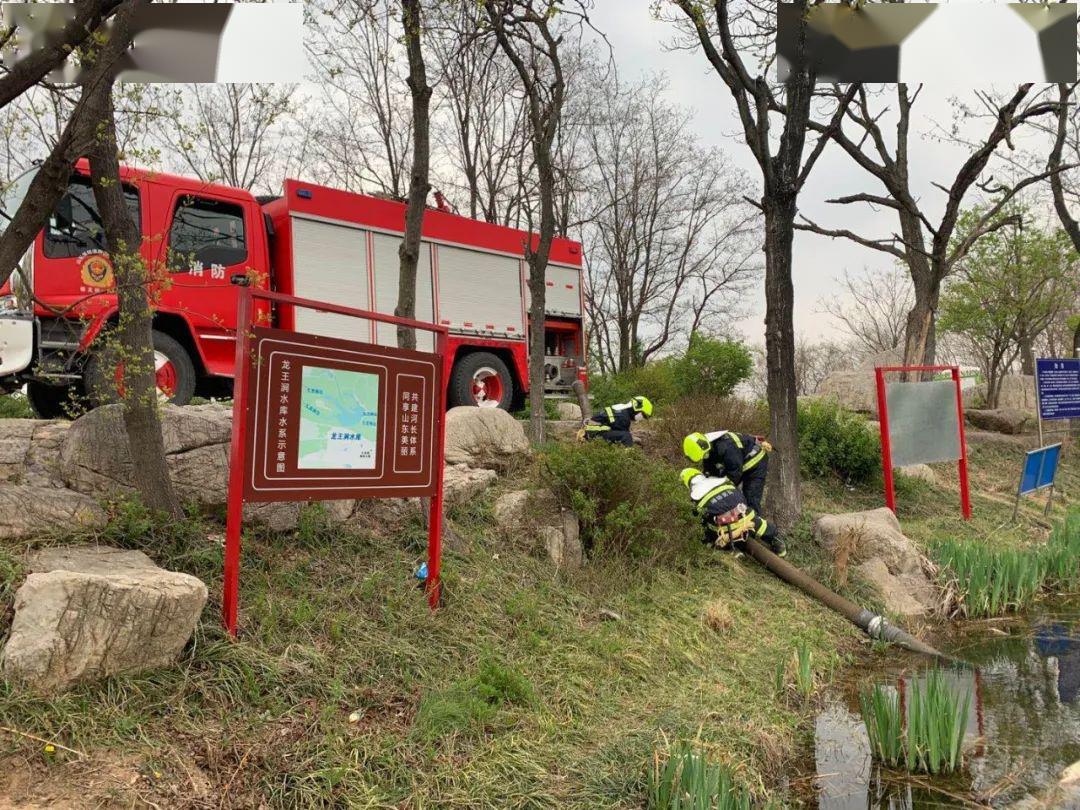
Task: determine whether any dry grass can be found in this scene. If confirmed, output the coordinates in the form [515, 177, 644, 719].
[702, 600, 734, 634]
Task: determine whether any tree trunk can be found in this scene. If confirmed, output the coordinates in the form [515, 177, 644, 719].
[902, 268, 940, 377]
[1074, 319, 1080, 359]
[395, 0, 432, 351]
[526, 148, 557, 444]
[87, 81, 180, 518]
[762, 198, 801, 530]
[1018, 333, 1036, 376]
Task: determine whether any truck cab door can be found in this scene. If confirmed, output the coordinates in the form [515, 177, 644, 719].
[158, 191, 258, 377]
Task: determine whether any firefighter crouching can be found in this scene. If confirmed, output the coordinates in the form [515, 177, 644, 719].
[682, 430, 771, 517]
[680, 468, 787, 557]
[581, 396, 653, 447]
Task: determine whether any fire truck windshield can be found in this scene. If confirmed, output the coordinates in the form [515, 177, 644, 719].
[0, 166, 37, 237]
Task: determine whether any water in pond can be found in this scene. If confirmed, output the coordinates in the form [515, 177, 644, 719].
[808, 605, 1080, 808]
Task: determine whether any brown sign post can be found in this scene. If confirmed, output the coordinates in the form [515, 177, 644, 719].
[223, 288, 448, 636]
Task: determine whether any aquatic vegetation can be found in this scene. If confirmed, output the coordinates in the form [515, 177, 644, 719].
[648, 742, 753, 809]
[934, 508, 1080, 617]
[794, 640, 815, 700]
[860, 669, 970, 775]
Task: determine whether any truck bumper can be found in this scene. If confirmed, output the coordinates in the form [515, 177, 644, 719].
[0, 314, 34, 377]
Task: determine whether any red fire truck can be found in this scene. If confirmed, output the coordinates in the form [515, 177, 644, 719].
[0, 162, 586, 418]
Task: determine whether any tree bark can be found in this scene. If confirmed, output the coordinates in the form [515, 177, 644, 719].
[0, 0, 123, 110]
[395, 0, 432, 351]
[762, 197, 801, 529]
[86, 4, 179, 518]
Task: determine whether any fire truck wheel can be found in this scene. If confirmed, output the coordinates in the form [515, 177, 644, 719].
[448, 352, 514, 410]
[86, 330, 197, 407]
[26, 381, 84, 420]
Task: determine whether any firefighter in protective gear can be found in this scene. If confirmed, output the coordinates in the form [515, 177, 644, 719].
[682, 430, 770, 517]
[680, 468, 787, 557]
[582, 396, 653, 447]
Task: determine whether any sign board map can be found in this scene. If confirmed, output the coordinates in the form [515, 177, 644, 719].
[241, 325, 441, 502]
[298, 366, 379, 470]
[1037, 358, 1080, 421]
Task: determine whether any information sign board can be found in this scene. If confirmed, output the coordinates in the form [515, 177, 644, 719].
[1037, 358, 1080, 421]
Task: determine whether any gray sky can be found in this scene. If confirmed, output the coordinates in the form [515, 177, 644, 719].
[588, 1, 1059, 346]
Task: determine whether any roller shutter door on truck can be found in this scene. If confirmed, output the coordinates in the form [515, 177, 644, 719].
[434, 245, 525, 338]
[525, 263, 583, 318]
[290, 216, 372, 341]
[370, 232, 435, 352]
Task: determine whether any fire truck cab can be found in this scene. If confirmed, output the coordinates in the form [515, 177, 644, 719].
[0, 163, 586, 418]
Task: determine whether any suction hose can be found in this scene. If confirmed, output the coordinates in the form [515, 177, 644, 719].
[742, 537, 956, 663]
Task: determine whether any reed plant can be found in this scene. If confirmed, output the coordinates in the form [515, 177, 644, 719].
[794, 640, 814, 700]
[934, 509, 1080, 617]
[647, 743, 753, 810]
[859, 669, 970, 775]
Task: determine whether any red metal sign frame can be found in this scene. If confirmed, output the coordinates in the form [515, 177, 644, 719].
[223, 287, 449, 636]
[874, 365, 971, 520]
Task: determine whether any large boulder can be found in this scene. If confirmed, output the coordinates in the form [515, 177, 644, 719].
[0, 418, 70, 488]
[556, 402, 582, 421]
[998, 374, 1038, 411]
[965, 408, 1033, 435]
[896, 464, 936, 485]
[444, 406, 530, 467]
[59, 404, 231, 505]
[0, 485, 106, 539]
[813, 507, 937, 616]
[816, 350, 902, 416]
[1, 546, 207, 693]
[443, 464, 497, 505]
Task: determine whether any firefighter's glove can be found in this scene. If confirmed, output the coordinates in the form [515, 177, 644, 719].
[575, 427, 586, 442]
[760, 440, 773, 453]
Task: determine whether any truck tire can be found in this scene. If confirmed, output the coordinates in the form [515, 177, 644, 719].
[86, 330, 197, 408]
[448, 352, 515, 410]
[26, 381, 83, 420]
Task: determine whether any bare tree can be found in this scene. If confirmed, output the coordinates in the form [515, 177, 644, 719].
[819, 265, 912, 359]
[1048, 82, 1080, 359]
[483, 0, 591, 444]
[582, 73, 760, 374]
[308, 0, 413, 196]
[395, 0, 432, 350]
[799, 84, 1063, 370]
[794, 335, 853, 397]
[157, 84, 300, 193]
[662, 0, 855, 528]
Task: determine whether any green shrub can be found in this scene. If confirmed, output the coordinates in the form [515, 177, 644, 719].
[797, 399, 880, 484]
[671, 333, 753, 400]
[587, 360, 680, 412]
[0, 392, 32, 419]
[647, 742, 753, 810]
[541, 441, 697, 560]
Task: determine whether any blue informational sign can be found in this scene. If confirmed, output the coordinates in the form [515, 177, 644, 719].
[1037, 358, 1080, 420]
[1019, 444, 1063, 495]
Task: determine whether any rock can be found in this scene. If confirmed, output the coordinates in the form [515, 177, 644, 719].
[556, 402, 582, 421]
[0, 419, 70, 487]
[59, 404, 232, 503]
[1, 545, 207, 693]
[444, 406, 530, 467]
[855, 558, 935, 618]
[443, 464, 497, 504]
[540, 511, 583, 571]
[545, 420, 583, 442]
[813, 507, 936, 616]
[896, 464, 936, 484]
[816, 349, 902, 416]
[598, 609, 622, 622]
[0, 485, 107, 539]
[493, 490, 531, 528]
[965, 408, 1033, 435]
[998, 374, 1038, 411]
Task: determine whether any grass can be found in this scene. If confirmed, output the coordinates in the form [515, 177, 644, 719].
[860, 669, 970, 775]
[0, 492, 850, 807]
[647, 741, 754, 809]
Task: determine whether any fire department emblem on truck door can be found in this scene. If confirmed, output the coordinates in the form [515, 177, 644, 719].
[79, 252, 115, 291]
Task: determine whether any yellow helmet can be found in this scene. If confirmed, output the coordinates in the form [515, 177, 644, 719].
[683, 432, 710, 463]
[631, 396, 653, 418]
[680, 467, 700, 489]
